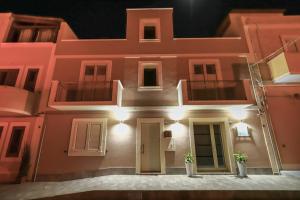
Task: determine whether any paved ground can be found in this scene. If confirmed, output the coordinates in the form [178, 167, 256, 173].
[0, 173, 300, 200]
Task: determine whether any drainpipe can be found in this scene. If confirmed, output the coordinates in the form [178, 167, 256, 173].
[33, 114, 48, 182]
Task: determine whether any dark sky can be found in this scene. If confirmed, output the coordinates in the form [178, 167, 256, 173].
[1, 0, 300, 39]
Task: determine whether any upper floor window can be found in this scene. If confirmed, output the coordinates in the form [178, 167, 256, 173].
[138, 61, 163, 91]
[139, 19, 161, 42]
[0, 122, 29, 161]
[189, 59, 221, 81]
[80, 60, 112, 82]
[68, 118, 107, 156]
[6, 19, 59, 43]
[23, 69, 39, 92]
[0, 69, 19, 86]
[281, 35, 300, 53]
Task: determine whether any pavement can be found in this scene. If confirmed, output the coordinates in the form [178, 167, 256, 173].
[0, 173, 300, 200]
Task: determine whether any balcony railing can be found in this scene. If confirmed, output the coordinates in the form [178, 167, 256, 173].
[177, 79, 254, 107]
[55, 81, 113, 102]
[49, 80, 123, 110]
[187, 80, 247, 101]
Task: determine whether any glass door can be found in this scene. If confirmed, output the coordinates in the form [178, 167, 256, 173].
[193, 123, 227, 171]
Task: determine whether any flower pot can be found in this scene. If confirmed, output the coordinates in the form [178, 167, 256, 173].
[237, 161, 247, 177]
[185, 162, 193, 177]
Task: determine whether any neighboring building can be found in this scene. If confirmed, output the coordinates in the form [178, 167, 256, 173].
[0, 8, 299, 183]
[0, 13, 76, 182]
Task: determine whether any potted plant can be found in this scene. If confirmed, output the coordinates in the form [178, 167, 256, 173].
[234, 152, 248, 177]
[16, 144, 31, 184]
[184, 152, 194, 177]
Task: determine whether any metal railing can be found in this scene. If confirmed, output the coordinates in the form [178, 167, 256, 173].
[55, 81, 113, 102]
[186, 80, 247, 101]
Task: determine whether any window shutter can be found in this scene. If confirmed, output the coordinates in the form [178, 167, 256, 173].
[74, 121, 88, 151]
[88, 123, 102, 150]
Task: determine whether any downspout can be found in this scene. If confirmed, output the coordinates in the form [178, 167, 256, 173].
[33, 114, 48, 182]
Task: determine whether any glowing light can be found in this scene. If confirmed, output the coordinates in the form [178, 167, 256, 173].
[236, 122, 249, 137]
[113, 107, 129, 122]
[229, 108, 247, 120]
[169, 107, 185, 121]
[168, 122, 186, 137]
[111, 123, 131, 141]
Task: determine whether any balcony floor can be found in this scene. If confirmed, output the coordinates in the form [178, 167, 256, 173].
[0, 172, 300, 200]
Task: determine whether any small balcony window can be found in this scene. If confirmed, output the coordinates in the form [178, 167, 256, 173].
[138, 61, 162, 91]
[6, 126, 25, 158]
[144, 68, 157, 86]
[24, 69, 39, 92]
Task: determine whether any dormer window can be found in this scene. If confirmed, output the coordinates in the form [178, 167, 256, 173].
[144, 26, 156, 39]
[6, 18, 59, 43]
[139, 19, 161, 42]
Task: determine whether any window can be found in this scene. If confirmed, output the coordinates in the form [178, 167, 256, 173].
[80, 61, 112, 82]
[24, 69, 39, 92]
[6, 20, 59, 43]
[0, 69, 19, 86]
[189, 59, 221, 81]
[6, 127, 25, 157]
[68, 118, 107, 156]
[144, 26, 156, 39]
[139, 18, 161, 42]
[138, 61, 163, 90]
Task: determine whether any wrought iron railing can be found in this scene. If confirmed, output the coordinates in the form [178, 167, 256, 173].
[55, 81, 113, 102]
[186, 80, 247, 101]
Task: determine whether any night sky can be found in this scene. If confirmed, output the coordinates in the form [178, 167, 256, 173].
[1, 0, 300, 39]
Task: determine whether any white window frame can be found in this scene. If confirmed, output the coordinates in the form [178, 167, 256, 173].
[0, 122, 9, 156]
[79, 60, 112, 82]
[0, 122, 30, 162]
[0, 65, 42, 91]
[188, 59, 222, 81]
[68, 118, 107, 156]
[139, 18, 161, 42]
[138, 61, 163, 91]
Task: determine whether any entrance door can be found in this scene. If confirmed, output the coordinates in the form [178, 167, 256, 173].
[193, 123, 227, 171]
[140, 122, 161, 173]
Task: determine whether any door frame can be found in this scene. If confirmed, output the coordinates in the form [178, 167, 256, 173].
[188, 117, 235, 174]
[136, 118, 165, 174]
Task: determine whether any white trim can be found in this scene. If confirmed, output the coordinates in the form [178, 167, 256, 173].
[0, 122, 30, 162]
[139, 18, 161, 42]
[136, 118, 165, 174]
[138, 61, 163, 91]
[188, 59, 223, 81]
[0, 122, 9, 156]
[68, 118, 107, 156]
[188, 117, 235, 174]
[79, 60, 112, 82]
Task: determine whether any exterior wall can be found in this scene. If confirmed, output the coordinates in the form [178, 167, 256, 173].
[0, 116, 44, 183]
[36, 109, 269, 180]
[0, 13, 11, 42]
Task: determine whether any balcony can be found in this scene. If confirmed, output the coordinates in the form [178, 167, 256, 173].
[177, 80, 254, 109]
[267, 52, 300, 83]
[0, 86, 39, 116]
[48, 80, 123, 110]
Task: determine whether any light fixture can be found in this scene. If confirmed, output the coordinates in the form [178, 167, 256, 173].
[229, 107, 247, 120]
[168, 107, 185, 122]
[236, 122, 249, 137]
[113, 107, 129, 122]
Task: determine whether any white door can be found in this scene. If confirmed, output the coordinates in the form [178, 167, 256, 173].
[140, 122, 161, 173]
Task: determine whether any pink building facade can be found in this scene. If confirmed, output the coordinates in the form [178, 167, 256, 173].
[0, 9, 299, 182]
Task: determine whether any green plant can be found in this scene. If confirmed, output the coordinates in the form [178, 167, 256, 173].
[233, 152, 247, 163]
[16, 144, 31, 183]
[184, 152, 194, 164]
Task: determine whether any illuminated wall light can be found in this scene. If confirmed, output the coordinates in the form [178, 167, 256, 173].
[169, 122, 186, 137]
[229, 107, 248, 120]
[111, 122, 131, 141]
[235, 122, 249, 137]
[113, 107, 129, 122]
[169, 107, 185, 122]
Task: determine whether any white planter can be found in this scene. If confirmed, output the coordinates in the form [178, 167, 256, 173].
[185, 162, 193, 177]
[237, 161, 247, 177]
